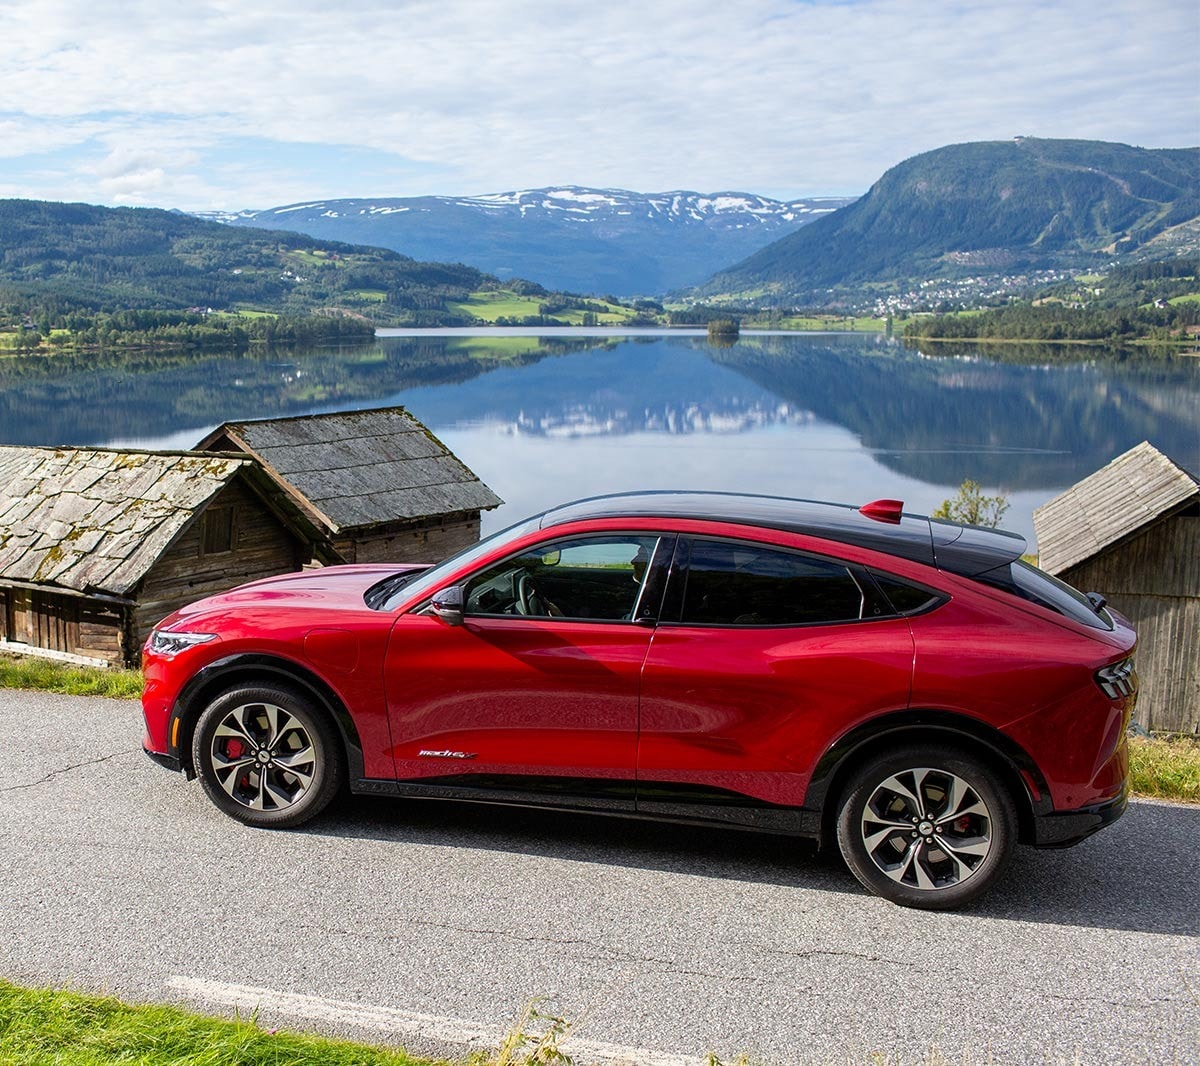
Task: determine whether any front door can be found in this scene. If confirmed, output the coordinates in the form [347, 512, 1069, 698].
[382, 533, 670, 809]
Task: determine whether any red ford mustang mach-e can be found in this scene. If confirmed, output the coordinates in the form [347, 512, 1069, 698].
[142, 492, 1136, 909]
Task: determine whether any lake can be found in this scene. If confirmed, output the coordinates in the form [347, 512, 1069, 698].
[2, 329, 1196, 550]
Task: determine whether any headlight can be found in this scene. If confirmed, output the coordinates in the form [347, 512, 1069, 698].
[147, 630, 218, 657]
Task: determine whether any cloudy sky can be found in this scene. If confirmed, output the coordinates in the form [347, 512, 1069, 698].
[1, 0, 1196, 211]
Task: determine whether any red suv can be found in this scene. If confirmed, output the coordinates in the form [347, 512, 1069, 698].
[142, 492, 1136, 909]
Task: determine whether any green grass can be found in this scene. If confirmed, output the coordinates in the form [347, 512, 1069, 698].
[0, 979, 435, 1066]
[1128, 734, 1200, 803]
[218, 308, 277, 319]
[0, 653, 143, 699]
[740, 314, 887, 331]
[445, 291, 635, 325]
[445, 291, 545, 321]
[1167, 292, 1200, 305]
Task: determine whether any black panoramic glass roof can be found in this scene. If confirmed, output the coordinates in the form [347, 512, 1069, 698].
[539, 491, 1026, 577]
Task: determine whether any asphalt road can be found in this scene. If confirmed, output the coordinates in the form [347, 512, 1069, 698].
[1, 690, 1197, 1065]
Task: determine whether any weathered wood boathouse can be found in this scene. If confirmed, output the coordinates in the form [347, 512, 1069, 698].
[0, 446, 330, 667]
[1034, 441, 1199, 734]
[196, 406, 502, 565]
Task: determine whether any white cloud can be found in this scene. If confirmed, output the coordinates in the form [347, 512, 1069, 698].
[0, 0, 1195, 208]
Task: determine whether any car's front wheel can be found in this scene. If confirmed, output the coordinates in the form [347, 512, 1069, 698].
[835, 745, 1016, 910]
[192, 685, 342, 828]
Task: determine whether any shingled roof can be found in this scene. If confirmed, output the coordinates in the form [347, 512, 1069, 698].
[0, 446, 253, 597]
[1034, 441, 1200, 575]
[196, 407, 502, 534]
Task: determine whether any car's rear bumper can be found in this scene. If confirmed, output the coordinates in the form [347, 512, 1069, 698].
[142, 743, 181, 773]
[1030, 787, 1128, 848]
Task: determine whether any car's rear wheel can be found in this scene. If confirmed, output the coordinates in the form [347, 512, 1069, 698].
[192, 685, 342, 828]
[835, 745, 1016, 910]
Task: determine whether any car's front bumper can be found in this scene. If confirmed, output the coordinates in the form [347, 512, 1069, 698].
[1030, 787, 1128, 848]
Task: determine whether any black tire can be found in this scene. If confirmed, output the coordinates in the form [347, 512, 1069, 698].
[192, 684, 343, 829]
[835, 745, 1016, 910]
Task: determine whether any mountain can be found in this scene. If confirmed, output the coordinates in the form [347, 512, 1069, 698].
[0, 198, 491, 324]
[702, 139, 1200, 304]
[197, 188, 854, 296]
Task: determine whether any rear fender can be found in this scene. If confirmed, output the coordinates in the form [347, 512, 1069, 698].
[805, 710, 1050, 846]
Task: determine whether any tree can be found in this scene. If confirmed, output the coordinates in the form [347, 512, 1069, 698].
[932, 479, 1010, 527]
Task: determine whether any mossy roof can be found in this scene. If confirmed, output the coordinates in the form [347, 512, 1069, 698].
[196, 406, 502, 534]
[0, 446, 250, 596]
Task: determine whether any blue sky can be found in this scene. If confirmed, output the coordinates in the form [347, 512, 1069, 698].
[1, 0, 1196, 210]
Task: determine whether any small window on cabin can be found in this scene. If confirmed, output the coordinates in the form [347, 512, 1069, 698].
[201, 507, 235, 556]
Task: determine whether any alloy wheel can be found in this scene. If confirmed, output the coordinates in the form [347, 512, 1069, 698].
[208, 700, 317, 812]
[859, 766, 994, 892]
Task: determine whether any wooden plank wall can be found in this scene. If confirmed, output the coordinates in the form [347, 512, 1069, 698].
[1065, 513, 1199, 733]
[133, 478, 302, 653]
[336, 514, 482, 565]
[0, 587, 126, 665]
[32, 592, 77, 653]
[77, 600, 127, 663]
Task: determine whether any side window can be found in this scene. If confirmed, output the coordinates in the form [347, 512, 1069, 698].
[465, 535, 663, 621]
[678, 538, 864, 626]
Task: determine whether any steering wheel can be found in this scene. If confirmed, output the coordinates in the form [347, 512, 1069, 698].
[516, 573, 546, 616]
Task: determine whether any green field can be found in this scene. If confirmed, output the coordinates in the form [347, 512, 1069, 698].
[742, 313, 887, 332]
[446, 290, 636, 325]
[445, 290, 545, 320]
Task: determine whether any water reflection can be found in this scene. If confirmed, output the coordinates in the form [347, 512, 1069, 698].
[0, 331, 1195, 549]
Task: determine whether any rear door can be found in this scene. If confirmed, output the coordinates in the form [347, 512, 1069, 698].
[636, 535, 915, 825]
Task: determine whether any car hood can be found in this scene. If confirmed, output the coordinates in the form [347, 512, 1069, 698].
[160, 564, 430, 628]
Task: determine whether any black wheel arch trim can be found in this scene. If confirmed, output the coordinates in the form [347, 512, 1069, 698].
[804, 709, 1052, 846]
[166, 653, 364, 783]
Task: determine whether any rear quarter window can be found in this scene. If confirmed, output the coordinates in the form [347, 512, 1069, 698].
[870, 572, 946, 616]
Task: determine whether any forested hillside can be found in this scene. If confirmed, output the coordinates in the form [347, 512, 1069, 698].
[0, 199, 491, 330]
[904, 260, 1200, 342]
[702, 139, 1199, 304]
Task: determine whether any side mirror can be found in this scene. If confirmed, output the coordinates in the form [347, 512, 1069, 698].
[431, 585, 464, 626]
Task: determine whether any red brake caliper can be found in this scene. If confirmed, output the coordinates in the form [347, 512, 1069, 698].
[224, 739, 250, 790]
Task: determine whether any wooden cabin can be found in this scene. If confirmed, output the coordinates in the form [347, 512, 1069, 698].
[196, 407, 502, 565]
[0, 446, 330, 667]
[1034, 441, 1199, 734]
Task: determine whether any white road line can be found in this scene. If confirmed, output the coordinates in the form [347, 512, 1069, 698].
[165, 975, 701, 1066]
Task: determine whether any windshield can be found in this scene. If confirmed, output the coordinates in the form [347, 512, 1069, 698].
[367, 513, 544, 611]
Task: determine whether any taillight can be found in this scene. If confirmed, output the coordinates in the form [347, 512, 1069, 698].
[1096, 658, 1136, 699]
